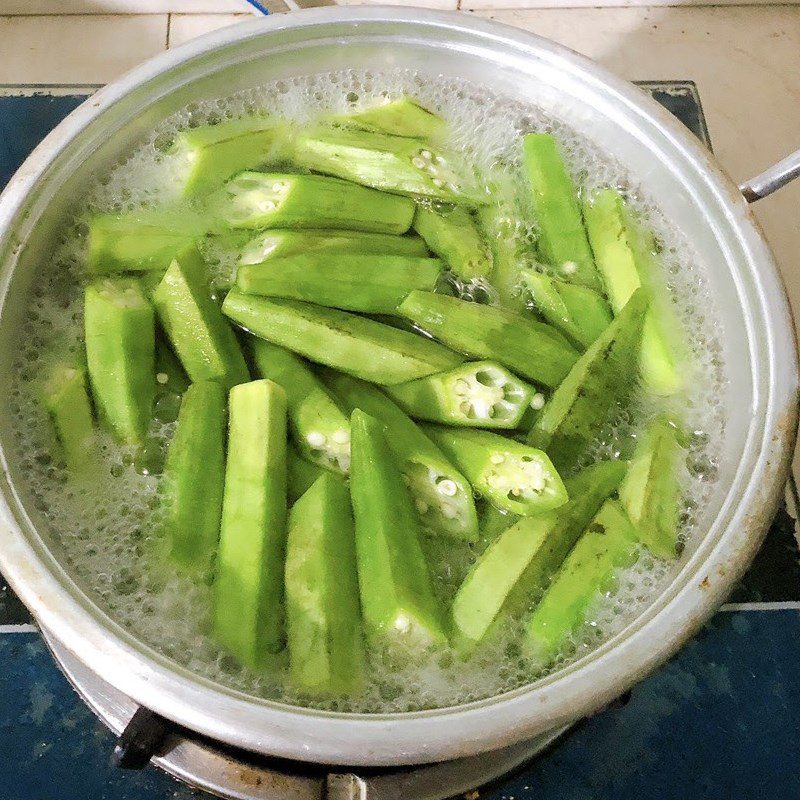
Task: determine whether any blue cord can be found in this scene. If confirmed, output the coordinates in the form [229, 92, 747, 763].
[244, 0, 270, 14]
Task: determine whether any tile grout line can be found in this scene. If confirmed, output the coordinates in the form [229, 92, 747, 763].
[720, 601, 800, 611]
[165, 11, 172, 49]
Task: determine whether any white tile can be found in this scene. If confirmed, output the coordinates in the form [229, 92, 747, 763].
[0, 14, 168, 83]
[168, 13, 255, 48]
[464, 0, 798, 9]
[0, 1, 256, 12]
[335, 0, 458, 9]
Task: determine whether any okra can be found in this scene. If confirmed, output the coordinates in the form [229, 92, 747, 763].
[85, 208, 204, 274]
[524, 499, 639, 662]
[161, 381, 226, 574]
[222, 291, 462, 385]
[398, 291, 579, 388]
[412, 205, 492, 280]
[152, 246, 249, 389]
[42, 364, 95, 472]
[521, 269, 612, 349]
[476, 202, 529, 310]
[424, 426, 567, 516]
[170, 116, 284, 196]
[619, 415, 683, 558]
[293, 128, 476, 202]
[84, 277, 155, 444]
[213, 379, 288, 668]
[285, 472, 364, 694]
[154, 334, 190, 396]
[385, 361, 534, 429]
[323, 370, 478, 542]
[582, 188, 681, 395]
[528, 289, 648, 472]
[211, 172, 415, 235]
[251, 339, 351, 473]
[451, 459, 626, 649]
[287, 446, 323, 504]
[236, 253, 442, 314]
[337, 96, 445, 139]
[238, 229, 428, 265]
[349, 409, 447, 647]
[522, 134, 601, 291]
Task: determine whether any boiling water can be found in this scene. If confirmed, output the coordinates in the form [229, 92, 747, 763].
[5, 69, 726, 713]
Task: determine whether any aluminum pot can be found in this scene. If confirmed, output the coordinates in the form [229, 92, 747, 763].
[0, 7, 797, 769]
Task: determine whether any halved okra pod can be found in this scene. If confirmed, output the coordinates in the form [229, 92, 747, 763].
[522, 133, 602, 291]
[619, 415, 684, 559]
[349, 409, 447, 647]
[223, 291, 462, 385]
[236, 253, 442, 314]
[212, 172, 415, 235]
[285, 472, 364, 695]
[476, 202, 529, 311]
[412, 205, 493, 280]
[524, 499, 639, 662]
[336, 96, 445, 139]
[42, 364, 95, 472]
[238, 229, 429, 265]
[398, 290, 579, 388]
[521, 269, 612, 349]
[293, 128, 476, 202]
[582, 188, 681, 395]
[169, 116, 284, 196]
[323, 370, 479, 542]
[251, 339, 351, 473]
[385, 361, 534, 429]
[152, 246, 249, 389]
[287, 446, 324, 504]
[84, 277, 155, 444]
[528, 289, 648, 472]
[161, 381, 226, 575]
[423, 426, 568, 516]
[213, 379, 288, 668]
[450, 459, 626, 650]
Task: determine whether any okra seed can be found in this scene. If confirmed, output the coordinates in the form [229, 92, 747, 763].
[531, 393, 546, 410]
[490, 453, 505, 465]
[437, 479, 458, 497]
[441, 504, 457, 519]
[454, 379, 470, 395]
[420, 150, 432, 160]
[306, 431, 327, 448]
[561, 260, 578, 275]
[331, 429, 350, 445]
[432, 178, 445, 188]
[415, 498, 429, 514]
[412, 157, 426, 169]
[155, 372, 169, 385]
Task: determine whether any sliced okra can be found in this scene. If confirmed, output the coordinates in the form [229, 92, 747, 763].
[42, 363, 95, 472]
[251, 339, 351, 473]
[211, 171, 415, 235]
[335, 96, 445, 139]
[287, 446, 324, 505]
[476, 202, 529, 311]
[385, 360, 534, 429]
[423, 425, 568, 516]
[323, 369, 479, 542]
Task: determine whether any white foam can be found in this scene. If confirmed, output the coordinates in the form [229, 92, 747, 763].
[5, 69, 726, 713]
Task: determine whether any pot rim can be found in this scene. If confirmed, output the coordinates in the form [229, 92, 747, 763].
[0, 6, 797, 767]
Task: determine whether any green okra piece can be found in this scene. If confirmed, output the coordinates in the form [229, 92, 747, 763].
[238, 228, 428, 265]
[213, 379, 288, 668]
[162, 381, 226, 574]
[385, 360, 534, 429]
[336, 96, 445, 139]
[349, 409, 447, 647]
[84, 277, 155, 444]
[528, 289, 648, 473]
[398, 290, 579, 388]
[412, 205, 493, 281]
[223, 291, 462, 385]
[524, 499, 639, 662]
[323, 370, 479, 542]
[292, 128, 478, 202]
[619, 415, 684, 559]
[522, 134, 601, 291]
[582, 188, 681, 395]
[476, 202, 529, 311]
[152, 246, 249, 389]
[251, 339, 351, 473]
[521, 269, 612, 349]
[42, 364, 95, 472]
[424, 425, 568, 516]
[154, 334, 190, 396]
[212, 172, 415, 235]
[287, 446, 324, 505]
[451, 459, 626, 650]
[85, 208, 205, 275]
[170, 116, 285, 196]
[285, 472, 364, 695]
[236, 253, 442, 314]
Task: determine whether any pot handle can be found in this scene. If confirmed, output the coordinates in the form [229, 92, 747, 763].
[740, 148, 800, 202]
